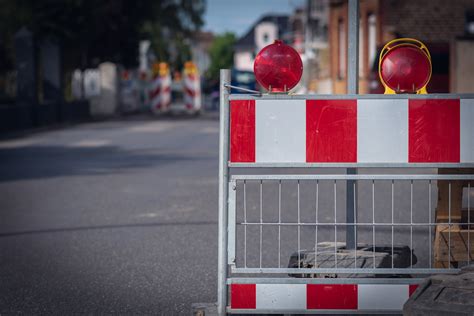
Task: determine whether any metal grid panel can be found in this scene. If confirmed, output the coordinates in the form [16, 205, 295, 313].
[228, 174, 474, 276]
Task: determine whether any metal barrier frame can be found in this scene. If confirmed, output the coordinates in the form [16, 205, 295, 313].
[217, 0, 474, 312]
[217, 73, 474, 314]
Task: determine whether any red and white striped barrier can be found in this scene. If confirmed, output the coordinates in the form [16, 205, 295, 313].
[150, 63, 171, 114]
[230, 283, 418, 312]
[230, 98, 474, 164]
[183, 73, 201, 112]
[159, 73, 171, 112]
[149, 73, 161, 113]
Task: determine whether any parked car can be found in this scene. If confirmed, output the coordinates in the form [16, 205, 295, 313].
[231, 69, 258, 93]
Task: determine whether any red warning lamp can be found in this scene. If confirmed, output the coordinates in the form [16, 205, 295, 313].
[379, 38, 432, 94]
[253, 40, 303, 93]
[121, 70, 130, 81]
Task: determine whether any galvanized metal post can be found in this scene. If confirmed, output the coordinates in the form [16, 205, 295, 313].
[217, 69, 231, 315]
[346, 0, 359, 250]
[347, 0, 360, 93]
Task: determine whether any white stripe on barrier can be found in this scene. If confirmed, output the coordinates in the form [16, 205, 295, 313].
[357, 99, 408, 163]
[255, 99, 306, 163]
[256, 284, 306, 310]
[160, 75, 171, 109]
[150, 77, 160, 92]
[461, 98, 474, 162]
[183, 75, 201, 110]
[357, 284, 409, 311]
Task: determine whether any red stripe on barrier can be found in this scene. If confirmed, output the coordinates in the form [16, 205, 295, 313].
[306, 100, 357, 162]
[231, 284, 256, 309]
[307, 284, 358, 310]
[149, 88, 160, 100]
[230, 100, 255, 162]
[408, 99, 460, 162]
[409, 284, 418, 297]
[184, 87, 196, 97]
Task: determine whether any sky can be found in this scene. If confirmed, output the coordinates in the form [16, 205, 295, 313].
[203, 0, 305, 37]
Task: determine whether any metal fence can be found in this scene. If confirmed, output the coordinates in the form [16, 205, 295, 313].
[228, 175, 473, 276]
[216, 69, 474, 314]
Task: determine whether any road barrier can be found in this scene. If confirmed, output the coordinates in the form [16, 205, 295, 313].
[183, 62, 201, 113]
[150, 62, 171, 114]
[217, 69, 474, 315]
[149, 71, 160, 113]
[159, 71, 171, 112]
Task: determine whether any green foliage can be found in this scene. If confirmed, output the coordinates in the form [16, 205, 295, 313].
[0, 0, 205, 68]
[207, 32, 236, 80]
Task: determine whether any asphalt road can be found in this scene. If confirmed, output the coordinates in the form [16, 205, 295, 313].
[0, 112, 449, 314]
[0, 115, 221, 314]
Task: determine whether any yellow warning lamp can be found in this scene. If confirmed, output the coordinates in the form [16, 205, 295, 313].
[152, 63, 160, 76]
[152, 62, 168, 76]
[378, 38, 432, 94]
[158, 62, 169, 77]
[183, 61, 198, 76]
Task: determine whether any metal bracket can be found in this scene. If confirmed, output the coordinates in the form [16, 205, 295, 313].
[224, 83, 261, 95]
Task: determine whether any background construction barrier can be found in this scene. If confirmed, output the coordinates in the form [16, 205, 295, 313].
[183, 61, 201, 113]
[150, 62, 171, 114]
[149, 63, 160, 113]
[158, 63, 171, 112]
[217, 69, 474, 314]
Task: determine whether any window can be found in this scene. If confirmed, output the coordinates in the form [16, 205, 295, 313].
[468, 21, 474, 34]
[338, 19, 346, 79]
[466, 10, 474, 35]
[359, 22, 364, 77]
[368, 13, 377, 71]
[263, 33, 269, 43]
[312, 20, 320, 39]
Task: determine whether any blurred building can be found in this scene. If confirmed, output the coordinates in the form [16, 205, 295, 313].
[291, 0, 331, 93]
[234, 15, 291, 72]
[233, 1, 330, 93]
[191, 31, 214, 75]
[329, 0, 474, 94]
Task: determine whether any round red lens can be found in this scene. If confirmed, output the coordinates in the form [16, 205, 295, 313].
[253, 40, 303, 92]
[380, 46, 431, 93]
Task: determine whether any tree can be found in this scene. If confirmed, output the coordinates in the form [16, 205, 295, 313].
[207, 32, 236, 80]
[0, 0, 205, 68]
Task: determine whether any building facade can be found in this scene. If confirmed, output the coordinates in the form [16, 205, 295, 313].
[191, 31, 214, 75]
[234, 15, 291, 72]
[233, 1, 331, 93]
[329, 0, 474, 94]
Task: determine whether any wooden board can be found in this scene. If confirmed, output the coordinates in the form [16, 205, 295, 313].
[434, 225, 474, 267]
